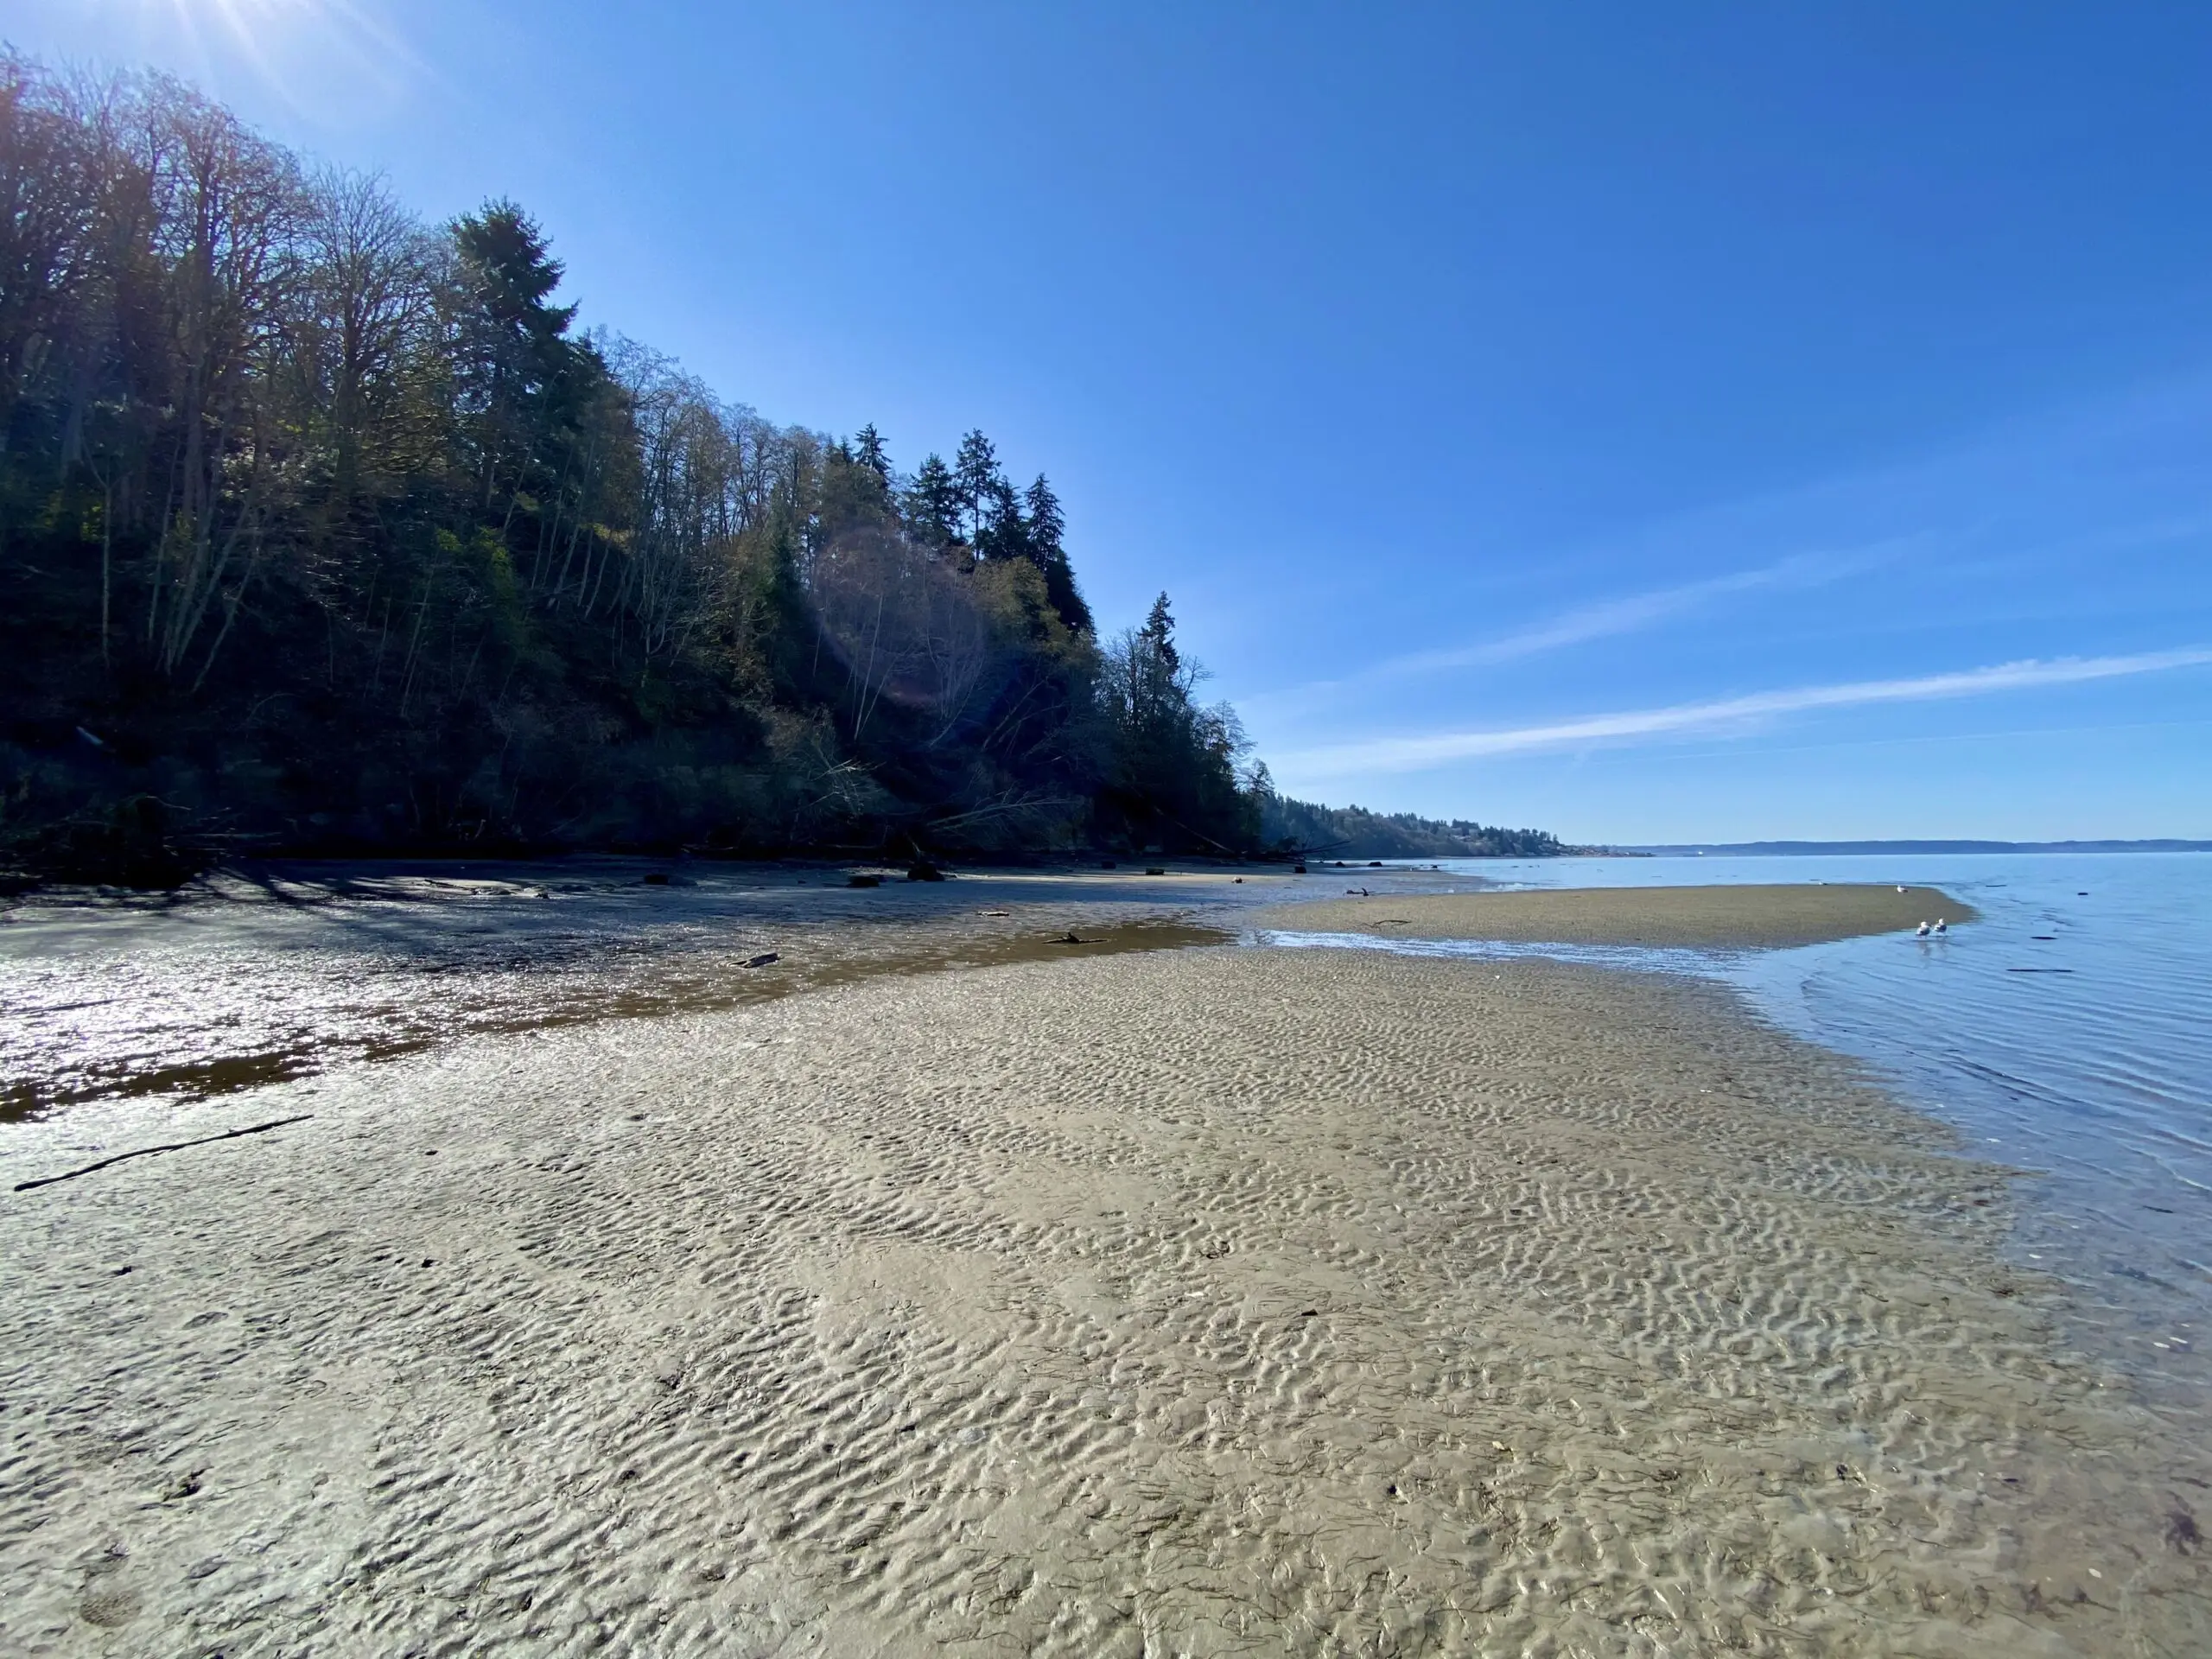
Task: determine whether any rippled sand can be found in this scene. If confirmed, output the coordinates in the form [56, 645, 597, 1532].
[1276, 881, 1979, 948]
[3, 942, 2203, 1653]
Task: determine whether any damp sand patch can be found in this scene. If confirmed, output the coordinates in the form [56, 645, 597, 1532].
[0, 910, 1230, 1122]
[1271, 880, 1977, 949]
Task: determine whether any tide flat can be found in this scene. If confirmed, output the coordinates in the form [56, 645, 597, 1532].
[1274, 881, 1978, 949]
[1, 886, 2205, 1655]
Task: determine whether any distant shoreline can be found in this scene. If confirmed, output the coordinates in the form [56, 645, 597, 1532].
[1616, 837, 2212, 855]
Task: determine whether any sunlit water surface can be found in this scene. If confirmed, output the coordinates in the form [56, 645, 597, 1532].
[0, 864, 1225, 1122]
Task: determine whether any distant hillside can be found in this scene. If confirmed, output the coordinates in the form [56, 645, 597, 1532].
[1261, 795, 1570, 859]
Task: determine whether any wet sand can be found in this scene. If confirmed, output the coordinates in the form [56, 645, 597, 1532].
[0, 861, 1272, 1120]
[1274, 881, 1978, 948]
[4, 912, 2207, 1654]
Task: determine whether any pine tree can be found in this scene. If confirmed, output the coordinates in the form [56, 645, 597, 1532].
[1023, 474, 1065, 556]
[452, 200, 591, 508]
[1142, 591, 1180, 674]
[978, 476, 1028, 563]
[953, 429, 1000, 544]
[1022, 474, 1091, 633]
[901, 453, 961, 550]
[853, 423, 890, 481]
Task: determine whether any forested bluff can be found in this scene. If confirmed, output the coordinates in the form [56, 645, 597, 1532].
[0, 58, 1564, 886]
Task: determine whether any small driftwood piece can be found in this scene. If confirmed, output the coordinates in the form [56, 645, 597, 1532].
[14, 1115, 315, 1192]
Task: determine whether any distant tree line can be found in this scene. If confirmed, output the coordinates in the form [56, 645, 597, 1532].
[1259, 795, 1572, 860]
[0, 56, 1296, 880]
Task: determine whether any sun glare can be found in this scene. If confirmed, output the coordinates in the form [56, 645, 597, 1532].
[110, 0, 424, 119]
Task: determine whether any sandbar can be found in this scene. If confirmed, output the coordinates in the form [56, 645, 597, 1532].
[1273, 880, 1978, 948]
[2, 914, 2202, 1654]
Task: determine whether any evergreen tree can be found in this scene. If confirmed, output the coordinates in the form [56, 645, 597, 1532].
[1022, 474, 1091, 634]
[853, 423, 890, 481]
[1141, 591, 1180, 674]
[953, 429, 1000, 544]
[901, 453, 961, 550]
[451, 199, 596, 513]
[1024, 474, 1065, 557]
[977, 476, 1029, 563]
[818, 435, 894, 533]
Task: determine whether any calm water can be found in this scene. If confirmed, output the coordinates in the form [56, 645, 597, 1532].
[1276, 852, 2212, 1389]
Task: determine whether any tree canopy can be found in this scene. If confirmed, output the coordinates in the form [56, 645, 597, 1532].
[0, 54, 1289, 879]
[0, 54, 1560, 883]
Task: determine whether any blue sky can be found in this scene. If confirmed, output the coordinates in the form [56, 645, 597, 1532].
[16, 2, 2211, 840]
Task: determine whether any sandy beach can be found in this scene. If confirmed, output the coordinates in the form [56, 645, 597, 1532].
[2, 878, 2204, 1654]
[1272, 881, 1978, 948]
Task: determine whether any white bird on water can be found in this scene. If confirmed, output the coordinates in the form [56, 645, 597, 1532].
[1916, 921, 1931, 938]
[1934, 918, 1948, 935]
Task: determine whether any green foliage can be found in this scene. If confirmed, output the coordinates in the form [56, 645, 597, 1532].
[1092, 594, 1259, 854]
[0, 54, 1556, 882]
[0, 53, 1282, 878]
[1258, 795, 1573, 859]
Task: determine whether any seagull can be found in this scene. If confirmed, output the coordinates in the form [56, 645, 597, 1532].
[1933, 918, 1948, 936]
[1896, 885, 1908, 893]
[1916, 922, 1931, 938]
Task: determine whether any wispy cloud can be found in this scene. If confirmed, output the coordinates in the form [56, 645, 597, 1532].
[1243, 543, 1898, 714]
[1385, 545, 1896, 676]
[1276, 647, 2212, 777]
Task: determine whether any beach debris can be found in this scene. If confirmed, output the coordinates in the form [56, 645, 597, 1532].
[2166, 1503, 2200, 1554]
[1054, 931, 1090, 944]
[848, 874, 881, 887]
[907, 861, 945, 881]
[1145, 867, 1166, 875]
[14, 1115, 315, 1192]
[978, 908, 1011, 916]
[746, 952, 779, 969]
[642, 872, 671, 885]
[1292, 862, 1306, 874]
[1347, 887, 1370, 896]
[1233, 877, 1243, 883]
